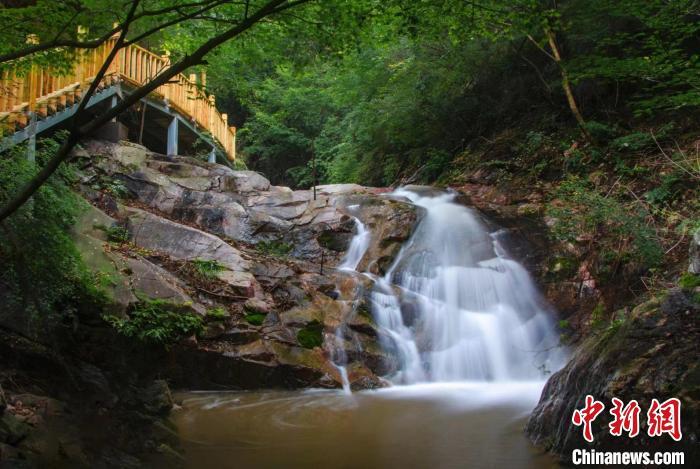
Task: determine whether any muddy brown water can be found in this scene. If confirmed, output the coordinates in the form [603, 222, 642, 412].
[171, 382, 558, 469]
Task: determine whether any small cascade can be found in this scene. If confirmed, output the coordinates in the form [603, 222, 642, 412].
[328, 325, 352, 395]
[370, 188, 565, 384]
[329, 208, 373, 393]
[338, 215, 371, 271]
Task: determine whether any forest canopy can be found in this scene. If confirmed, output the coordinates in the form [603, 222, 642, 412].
[153, 0, 700, 188]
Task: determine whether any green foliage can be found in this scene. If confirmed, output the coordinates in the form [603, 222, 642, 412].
[558, 319, 570, 330]
[589, 302, 606, 329]
[547, 176, 663, 270]
[206, 0, 700, 190]
[679, 273, 700, 290]
[191, 259, 226, 279]
[206, 307, 229, 320]
[548, 256, 578, 280]
[244, 313, 266, 326]
[644, 173, 682, 207]
[105, 299, 203, 346]
[0, 135, 106, 325]
[297, 321, 323, 349]
[255, 240, 292, 257]
[568, 0, 700, 117]
[95, 224, 130, 244]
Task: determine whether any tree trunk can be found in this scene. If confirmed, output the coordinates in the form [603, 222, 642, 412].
[544, 28, 591, 141]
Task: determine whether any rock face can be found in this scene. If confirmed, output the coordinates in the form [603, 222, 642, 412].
[526, 289, 700, 462]
[690, 229, 700, 274]
[75, 140, 416, 390]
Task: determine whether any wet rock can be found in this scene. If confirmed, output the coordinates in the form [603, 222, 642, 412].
[526, 289, 700, 462]
[0, 413, 30, 446]
[72, 140, 406, 391]
[317, 226, 353, 252]
[218, 327, 261, 345]
[76, 363, 117, 408]
[244, 298, 272, 314]
[202, 322, 227, 340]
[140, 380, 174, 417]
[690, 229, 700, 274]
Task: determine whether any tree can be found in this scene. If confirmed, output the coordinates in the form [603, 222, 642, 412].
[0, 0, 312, 222]
[383, 0, 593, 139]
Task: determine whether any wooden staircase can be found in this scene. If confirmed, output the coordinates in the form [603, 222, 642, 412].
[0, 36, 236, 160]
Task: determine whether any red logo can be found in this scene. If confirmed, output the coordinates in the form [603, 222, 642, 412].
[647, 398, 682, 441]
[572, 395, 606, 443]
[609, 397, 640, 438]
[572, 396, 682, 442]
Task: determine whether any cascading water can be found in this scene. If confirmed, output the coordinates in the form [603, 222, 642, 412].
[371, 188, 565, 384]
[173, 187, 566, 469]
[338, 213, 371, 271]
[331, 208, 373, 393]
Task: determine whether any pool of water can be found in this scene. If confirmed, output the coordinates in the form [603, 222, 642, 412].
[171, 382, 558, 469]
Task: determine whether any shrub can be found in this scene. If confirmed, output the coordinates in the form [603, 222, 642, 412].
[547, 176, 663, 271]
[0, 134, 105, 325]
[255, 240, 292, 257]
[97, 224, 130, 243]
[106, 299, 203, 346]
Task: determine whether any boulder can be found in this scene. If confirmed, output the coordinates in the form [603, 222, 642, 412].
[125, 207, 256, 296]
[218, 170, 271, 193]
[526, 289, 700, 462]
[72, 205, 204, 315]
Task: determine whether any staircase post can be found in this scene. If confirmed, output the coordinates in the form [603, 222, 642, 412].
[26, 113, 36, 163]
[167, 116, 178, 156]
[208, 147, 217, 164]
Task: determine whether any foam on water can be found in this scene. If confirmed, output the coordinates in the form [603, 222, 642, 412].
[371, 188, 566, 384]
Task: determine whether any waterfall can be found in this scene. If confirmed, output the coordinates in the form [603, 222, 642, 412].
[331, 209, 372, 393]
[338, 215, 371, 271]
[371, 188, 565, 384]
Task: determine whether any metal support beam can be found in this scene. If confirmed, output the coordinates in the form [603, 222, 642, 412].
[208, 146, 217, 163]
[167, 116, 178, 156]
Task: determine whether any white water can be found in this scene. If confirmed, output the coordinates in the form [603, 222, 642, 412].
[338, 214, 371, 271]
[332, 209, 373, 393]
[171, 188, 566, 468]
[371, 188, 565, 384]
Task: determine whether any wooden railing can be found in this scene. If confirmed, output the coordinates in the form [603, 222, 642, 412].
[0, 36, 236, 160]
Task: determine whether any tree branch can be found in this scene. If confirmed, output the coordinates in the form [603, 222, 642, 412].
[0, 0, 310, 222]
[0, 0, 234, 64]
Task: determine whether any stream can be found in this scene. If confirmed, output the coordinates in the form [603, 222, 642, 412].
[171, 188, 565, 468]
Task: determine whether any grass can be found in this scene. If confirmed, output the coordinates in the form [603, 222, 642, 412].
[679, 272, 700, 289]
[255, 240, 292, 257]
[95, 223, 130, 243]
[191, 259, 226, 279]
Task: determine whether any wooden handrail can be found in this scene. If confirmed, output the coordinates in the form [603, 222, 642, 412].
[0, 37, 236, 160]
